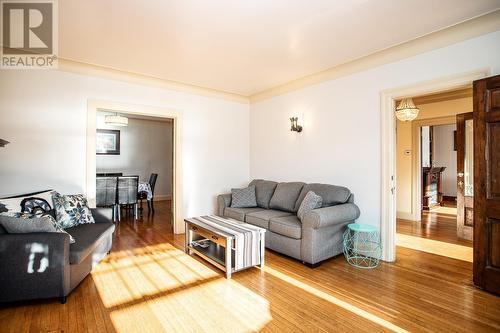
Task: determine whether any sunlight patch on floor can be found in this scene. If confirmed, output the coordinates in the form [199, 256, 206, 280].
[91, 243, 219, 308]
[108, 275, 272, 332]
[264, 267, 410, 333]
[92, 242, 272, 332]
[429, 206, 457, 215]
[396, 233, 472, 262]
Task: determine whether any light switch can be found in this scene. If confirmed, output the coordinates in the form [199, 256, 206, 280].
[404, 149, 412, 156]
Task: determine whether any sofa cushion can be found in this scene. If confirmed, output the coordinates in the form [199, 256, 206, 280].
[269, 182, 305, 213]
[67, 222, 115, 265]
[249, 179, 278, 209]
[224, 207, 264, 222]
[246, 209, 292, 229]
[269, 215, 302, 239]
[294, 183, 351, 211]
[230, 185, 257, 208]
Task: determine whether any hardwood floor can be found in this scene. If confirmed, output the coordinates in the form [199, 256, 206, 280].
[1, 201, 499, 332]
[397, 210, 472, 247]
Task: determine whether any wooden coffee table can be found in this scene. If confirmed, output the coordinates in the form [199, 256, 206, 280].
[185, 215, 266, 279]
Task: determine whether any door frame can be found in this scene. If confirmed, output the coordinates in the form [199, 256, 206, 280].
[86, 99, 184, 234]
[380, 70, 488, 262]
[456, 112, 474, 240]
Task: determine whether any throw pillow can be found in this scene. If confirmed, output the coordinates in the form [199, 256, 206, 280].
[0, 190, 55, 213]
[230, 185, 257, 208]
[21, 197, 52, 215]
[52, 192, 95, 229]
[0, 212, 75, 243]
[297, 191, 323, 221]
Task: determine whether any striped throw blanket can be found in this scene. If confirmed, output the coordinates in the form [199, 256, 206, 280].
[190, 215, 265, 270]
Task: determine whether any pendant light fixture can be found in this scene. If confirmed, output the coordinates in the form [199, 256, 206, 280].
[395, 98, 419, 122]
[105, 113, 128, 127]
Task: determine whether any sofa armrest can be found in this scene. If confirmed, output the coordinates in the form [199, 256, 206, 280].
[91, 207, 113, 223]
[217, 193, 232, 216]
[0, 232, 71, 302]
[302, 203, 360, 230]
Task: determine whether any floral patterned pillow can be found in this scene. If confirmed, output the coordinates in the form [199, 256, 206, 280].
[52, 192, 95, 229]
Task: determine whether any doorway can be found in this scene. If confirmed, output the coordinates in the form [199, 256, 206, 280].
[395, 89, 474, 259]
[95, 110, 174, 222]
[85, 100, 184, 234]
[379, 70, 488, 262]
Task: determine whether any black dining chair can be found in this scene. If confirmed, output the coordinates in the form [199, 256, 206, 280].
[96, 176, 118, 222]
[117, 176, 139, 221]
[138, 173, 158, 214]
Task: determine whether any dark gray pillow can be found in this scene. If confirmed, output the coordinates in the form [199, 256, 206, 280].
[0, 212, 75, 243]
[269, 182, 305, 213]
[230, 185, 257, 208]
[297, 191, 323, 221]
[249, 179, 278, 209]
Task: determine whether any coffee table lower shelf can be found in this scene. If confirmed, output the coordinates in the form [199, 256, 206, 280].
[188, 241, 235, 274]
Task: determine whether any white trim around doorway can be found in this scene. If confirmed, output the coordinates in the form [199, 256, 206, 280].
[86, 100, 184, 234]
[379, 70, 488, 262]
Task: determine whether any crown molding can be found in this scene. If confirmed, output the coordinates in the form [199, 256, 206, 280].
[57, 58, 249, 104]
[249, 10, 500, 104]
[411, 87, 472, 105]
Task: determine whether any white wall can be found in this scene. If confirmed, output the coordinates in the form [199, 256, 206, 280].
[96, 114, 173, 198]
[0, 70, 250, 218]
[250, 31, 500, 227]
[433, 124, 457, 197]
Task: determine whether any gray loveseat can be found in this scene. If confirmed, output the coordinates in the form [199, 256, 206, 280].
[217, 180, 360, 266]
[0, 207, 115, 303]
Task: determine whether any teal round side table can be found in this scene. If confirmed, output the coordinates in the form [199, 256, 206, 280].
[343, 223, 382, 269]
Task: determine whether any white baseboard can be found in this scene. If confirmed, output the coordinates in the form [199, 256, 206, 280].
[396, 211, 415, 221]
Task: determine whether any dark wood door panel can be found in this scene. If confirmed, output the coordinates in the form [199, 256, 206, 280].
[486, 86, 500, 110]
[486, 122, 500, 199]
[474, 74, 500, 295]
[490, 219, 500, 269]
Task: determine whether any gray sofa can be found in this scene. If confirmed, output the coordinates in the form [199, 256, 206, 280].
[0, 207, 115, 303]
[217, 180, 360, 266]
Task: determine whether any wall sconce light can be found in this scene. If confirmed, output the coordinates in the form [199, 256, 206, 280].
[290, 117, 303, 132]
[0, 139, 10, 147]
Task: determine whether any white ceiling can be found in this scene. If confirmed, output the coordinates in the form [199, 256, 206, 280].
[59, 0, 500, 96]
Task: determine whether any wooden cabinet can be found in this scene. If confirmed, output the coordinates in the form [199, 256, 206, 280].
[422, 166, 446, 210]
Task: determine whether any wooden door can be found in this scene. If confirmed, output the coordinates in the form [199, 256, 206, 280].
[456, 112, 474, 240]
[473, 74, 500, 295]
